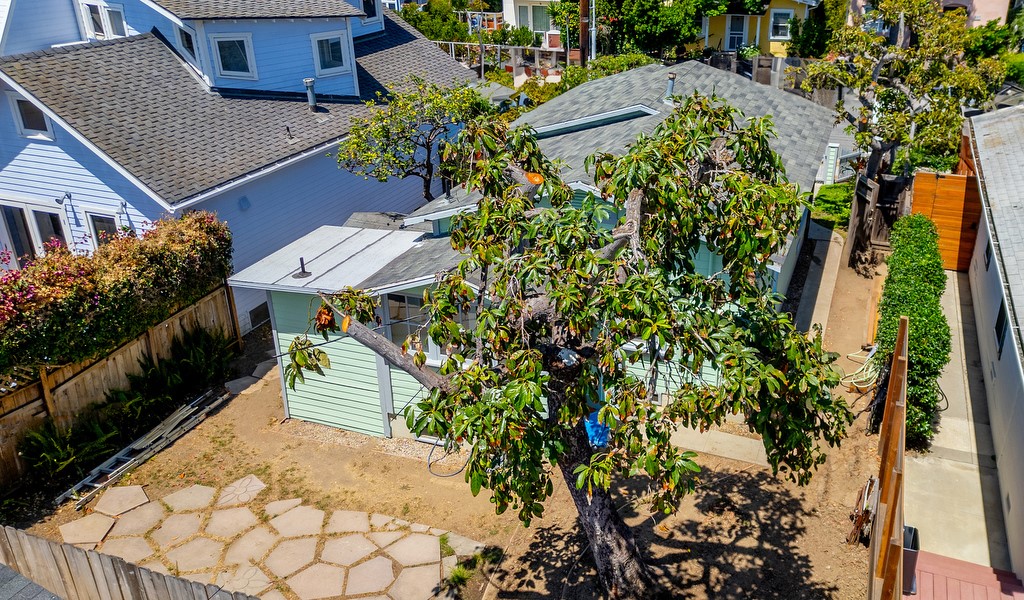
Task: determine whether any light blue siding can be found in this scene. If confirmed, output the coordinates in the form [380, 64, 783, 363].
[1, 0, 81, 55]
[390, 365, 430, 417]
[119, 0, 184, 47]
[272, 290, 387, 436]
[200, 20, 358, 95]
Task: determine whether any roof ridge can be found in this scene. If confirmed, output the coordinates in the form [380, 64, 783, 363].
[0, 33, 153, 65]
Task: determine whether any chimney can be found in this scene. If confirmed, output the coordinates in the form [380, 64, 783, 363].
[663, 72, 677, 104]
[303, 78, 317, 111]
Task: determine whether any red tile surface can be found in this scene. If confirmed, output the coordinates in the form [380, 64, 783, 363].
[904, 551, 1024, 600]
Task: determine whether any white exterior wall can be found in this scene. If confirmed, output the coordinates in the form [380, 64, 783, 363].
[968, 214, 1024, 577]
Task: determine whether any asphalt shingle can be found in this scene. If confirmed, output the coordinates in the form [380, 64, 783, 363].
[0, 12, 472, 204]
[150, 0, 363, 19]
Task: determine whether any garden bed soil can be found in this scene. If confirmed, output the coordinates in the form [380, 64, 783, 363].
[17, 263, 880, 599]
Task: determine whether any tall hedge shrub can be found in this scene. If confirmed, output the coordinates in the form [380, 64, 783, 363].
[0, 211, 232, 375]
[875, 214, 951, 446]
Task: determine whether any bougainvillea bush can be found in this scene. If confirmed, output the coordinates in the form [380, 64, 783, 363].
[0, 211, 232, 375]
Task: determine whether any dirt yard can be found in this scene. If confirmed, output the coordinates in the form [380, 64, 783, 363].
[21, 262, 882, 599]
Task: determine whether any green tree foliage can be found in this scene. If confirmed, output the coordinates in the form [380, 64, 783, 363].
[812, 182, 853, 227]
[788, 5, 830, 57]
[1004, 52, 1024, 83]
[291, 94, 852, 597]
[548, 0, 579, 48]
[400, 0, 470, 42]
[801, 0, 1005, 178]
[824, 0, 849, 35]
[595, 0, 734, 55]
[337, 76, 489, 202]
[487, 23, 536, 46]
[875, 214, 950, 446]
[963, 19, 1014, 61]
[0, 212, 231, 376]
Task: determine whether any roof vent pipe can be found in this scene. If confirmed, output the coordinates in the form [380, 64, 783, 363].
[303, 78, 317, 111]
[663, 72, 677, 104]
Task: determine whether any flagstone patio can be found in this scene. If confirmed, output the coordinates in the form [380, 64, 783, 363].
[58, 476, 484, 600]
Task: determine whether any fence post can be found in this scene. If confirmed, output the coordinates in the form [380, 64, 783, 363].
[37, 367, 57, 421]
[223, 284, 244, 351]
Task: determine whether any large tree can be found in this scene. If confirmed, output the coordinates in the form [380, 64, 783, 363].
[801, 0, 1005, 178]
[290, 94, 852, 597]
[336, 75, 488, 202]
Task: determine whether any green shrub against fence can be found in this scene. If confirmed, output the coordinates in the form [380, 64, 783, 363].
[0, 211, 232, 377]
[875, 214, 951, 446]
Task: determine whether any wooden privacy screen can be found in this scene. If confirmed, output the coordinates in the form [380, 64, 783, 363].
[911, 172, 981, 272]
[0, 526, 258, 600]
[0, 286, 240, 488]
[868, 316, 909, 600]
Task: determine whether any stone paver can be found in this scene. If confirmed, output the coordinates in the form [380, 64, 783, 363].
[100, 536, 154, 564]
[444, 533, 485, 557]
[265, 498, 302, 517]
[224, 526, 279, 566]
[94, 486, 150, 517]
[206, 507, 258, 538]
[261, 590, 287, 600]
[321, 535, 377, 567]
[345, 556, 394, 595]
[389, 564, 440, 600]
[59, 513, 115, 545]
[410, 523, 430, 533]
[214, 565, 273, 595]
[109, 501, 165, 537]
[151, 513, 202, 549]
[264, 537, 317, 578]
[385, 534, 440, 566]
[252, 360, 276, 379]
[162, 485, 215, 512]
[165, 537, 224, 572]
[369, 514, 393, 529]
[287, 563, 345, 600]
[367, 531, 404, 549]
[217, 474, 266, 506]
[225, 376, 259, 395]
[326, 510, 370, 533]
[270, 505, 324, 537]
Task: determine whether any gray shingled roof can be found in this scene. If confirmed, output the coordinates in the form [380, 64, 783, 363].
[514, 62, 835, 193]
[0, 565, 59, 600]
[150, 0, 363, 19]
[971, 104, 1024, 341]
[0, 12, 472, 204]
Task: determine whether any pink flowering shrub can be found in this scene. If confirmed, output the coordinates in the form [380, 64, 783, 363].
[0, 211, 232, 374]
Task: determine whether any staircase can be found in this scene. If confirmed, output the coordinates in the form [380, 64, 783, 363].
[906, 551, 1024, 599]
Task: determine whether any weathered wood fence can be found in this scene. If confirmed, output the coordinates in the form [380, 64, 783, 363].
[867, 316, 909, 600]
[0, 526, 257, 600]
[0, 286, 240, 488]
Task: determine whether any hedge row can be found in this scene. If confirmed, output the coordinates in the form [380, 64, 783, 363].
[0, 211, 232, 375]
[875, 214, 951, 446]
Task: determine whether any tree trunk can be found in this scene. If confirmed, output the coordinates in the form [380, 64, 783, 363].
[421, 174, 434, 202]
[557, 421, 667, 599]
[865, 148, 885, 180]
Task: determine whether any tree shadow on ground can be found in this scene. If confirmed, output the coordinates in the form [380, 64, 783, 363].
[487, 468, 839, 599]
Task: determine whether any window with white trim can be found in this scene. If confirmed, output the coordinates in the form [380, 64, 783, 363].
[770, 9, 795, 40]
[362, 0, 381, 23]
[89, 214, 121, 246]
[81, 2, 127, 40]
[387, 292, 474, 363]
[310, 31, 351, 77]
[7, 93, 53, 140]
[178, 26, 198, 61]
[210, 33, 258, 80]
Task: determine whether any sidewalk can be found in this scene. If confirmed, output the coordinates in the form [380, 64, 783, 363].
[904, 271, 1011, 570]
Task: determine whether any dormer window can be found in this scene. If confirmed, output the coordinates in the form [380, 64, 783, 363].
[178, 26, 198, 61]
[310, 31, 351, 77]
[362, 0, 381, 24]
[82, 2, 127, 40]
[210, 33, 258, 80]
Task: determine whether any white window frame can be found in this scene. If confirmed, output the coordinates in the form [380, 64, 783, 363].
[361, 0, 382, 26]
[87, 212, 121, 247]
[726, 15, 748, 51]
[80, 1, 128, 40]
[309, 30, 352, 77]
[177, 24, 199, 63]
[209, 33, 258, 80]
[0, 200, 70, 268]
[769, 9, 795, 41]
[6, 92, 54, 141]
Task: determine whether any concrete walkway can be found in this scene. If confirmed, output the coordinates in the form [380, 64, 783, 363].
[904, 271, 1011, 570]
[59, 477, 483, 600]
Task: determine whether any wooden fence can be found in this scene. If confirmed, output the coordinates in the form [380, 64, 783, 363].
[0, 286, 240, 488]
[867, 316, 909, 600]
[911, 171, 981, 272]
[0, 526, 257, 600]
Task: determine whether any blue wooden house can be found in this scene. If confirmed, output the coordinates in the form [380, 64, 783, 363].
[0, 0, 472, 333]
[229, 62, 839, 438]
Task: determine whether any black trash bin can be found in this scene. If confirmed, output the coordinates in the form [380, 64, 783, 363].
[903, 525, 920, 594]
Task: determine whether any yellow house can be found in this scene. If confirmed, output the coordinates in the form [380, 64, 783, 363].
[701, 0, 820, 57]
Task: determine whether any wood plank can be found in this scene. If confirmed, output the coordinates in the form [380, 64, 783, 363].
[25, 530, 64, 597]
[0, 527, 14, 567]
[114, 559, 144, 600]
[143, 568, 171, 600]
[60, 543, 100, 600]
[87, 550, 121, 600]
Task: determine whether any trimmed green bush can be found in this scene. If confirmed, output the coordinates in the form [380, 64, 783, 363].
[812, 183, 853, 227]
[875, 214, 951, 446]
[0, 211, 232, 376]
[1003, 52, 1024, 84]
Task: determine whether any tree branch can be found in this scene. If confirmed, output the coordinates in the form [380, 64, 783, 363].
[318, 294, 453, 393]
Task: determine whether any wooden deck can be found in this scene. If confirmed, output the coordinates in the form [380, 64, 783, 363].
[905, 551, 1024, 599]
